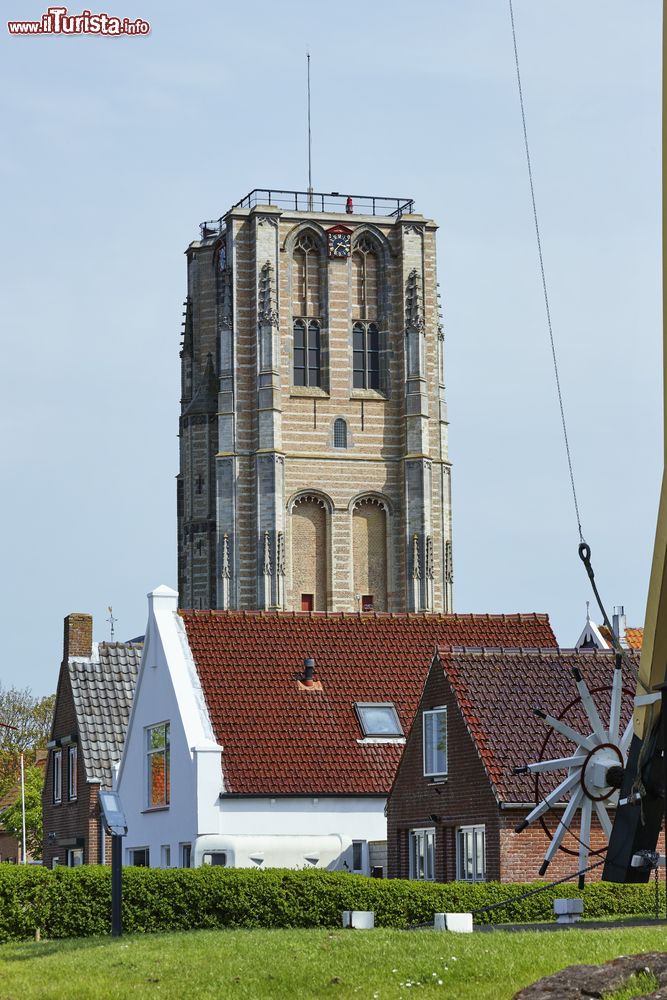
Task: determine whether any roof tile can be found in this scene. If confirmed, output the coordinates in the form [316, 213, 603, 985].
[181, 610, 556, 796]
[69, 642, 141, 786]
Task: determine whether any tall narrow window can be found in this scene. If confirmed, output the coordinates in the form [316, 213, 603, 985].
[146, 722, 170, 808]
[67, 745, 77, 801]
[457, 826, 486, 882]
[352, 236, 383, 392]
[53, 749, 62, 805]
[293, 319, 321, 387]
[353, 322, 380, 390]
[333, 418, 347, 448]
[423, 708, 447, 777]
[292, 232, 323, 387]
[352, 237, 379, 320]
[409, 828, 435, 881]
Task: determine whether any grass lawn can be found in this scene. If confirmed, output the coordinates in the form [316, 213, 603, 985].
[2, 926, 667, 999]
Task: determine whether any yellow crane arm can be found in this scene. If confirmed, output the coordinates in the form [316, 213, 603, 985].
[633, 5, 667, 741]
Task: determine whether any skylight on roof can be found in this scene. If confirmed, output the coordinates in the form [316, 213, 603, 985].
[354, 702, 403, 738]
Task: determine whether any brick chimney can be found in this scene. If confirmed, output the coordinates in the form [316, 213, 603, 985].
[63, 613, 93, 660]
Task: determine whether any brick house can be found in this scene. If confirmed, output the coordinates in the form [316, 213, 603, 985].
[42, 613, 141, 868]
[387, 647, 635, 884]
[116, 586, 556, 871]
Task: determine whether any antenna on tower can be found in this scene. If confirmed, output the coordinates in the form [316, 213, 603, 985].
[106, 605, 117, 642]
[306, 50, 313, 210]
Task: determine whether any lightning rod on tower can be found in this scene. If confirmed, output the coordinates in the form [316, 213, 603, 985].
[307, 51, 313, 210]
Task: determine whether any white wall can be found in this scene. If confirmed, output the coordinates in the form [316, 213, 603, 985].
[220, 795, 386, 839]
[117, 586, 222, 866]
[117, 586, 388, 872]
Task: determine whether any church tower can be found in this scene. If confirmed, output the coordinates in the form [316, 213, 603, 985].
[177, 189, 453, 613]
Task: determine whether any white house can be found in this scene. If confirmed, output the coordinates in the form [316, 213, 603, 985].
[116, 586, 556, 873]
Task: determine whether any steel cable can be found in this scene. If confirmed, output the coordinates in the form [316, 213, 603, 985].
[508, 0, 584, 544]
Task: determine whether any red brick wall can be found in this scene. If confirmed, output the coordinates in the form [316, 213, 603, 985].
[387, 660, 501, 881]
[500, 811, 610, 883]
[63, 613, 92, 660]
[0, 833, 19, 863]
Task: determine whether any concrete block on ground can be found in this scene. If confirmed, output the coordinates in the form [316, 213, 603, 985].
[342, 910, 375, 929]
[434, 912, 473, 933]
[553, 898, 583, 923]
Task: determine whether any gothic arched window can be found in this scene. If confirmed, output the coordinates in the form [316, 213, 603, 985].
[352, 497, 388, 612]
[351, 237, 379, 320]
[291, 494, 329, 612]
[351, 236, 383, 392]
[333, 418, 347, 449]
[292, 232, 323, 387]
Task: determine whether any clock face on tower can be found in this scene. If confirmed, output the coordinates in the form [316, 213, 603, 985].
[326, 225, 352, 259]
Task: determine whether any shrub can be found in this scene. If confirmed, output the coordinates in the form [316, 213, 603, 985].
[0, 865, 661, 942]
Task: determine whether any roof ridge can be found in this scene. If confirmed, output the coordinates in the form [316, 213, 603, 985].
[178, 608, 550, 622]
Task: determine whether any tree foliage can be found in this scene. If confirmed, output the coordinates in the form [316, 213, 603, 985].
[0, 685, 55, 853]
[1, 765, 44, 859]
[0, 685, 55, 754]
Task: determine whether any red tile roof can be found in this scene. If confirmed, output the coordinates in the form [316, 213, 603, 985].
[440, 647, 637, 803]
[598, 625, 643, 651]
[180, 610, 557, 796]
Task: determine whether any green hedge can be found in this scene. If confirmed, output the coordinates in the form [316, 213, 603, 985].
[0, 866, 662, 942]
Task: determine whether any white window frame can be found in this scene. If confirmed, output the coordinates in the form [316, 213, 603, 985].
[423, 707, 447, 777]
[53, 749, 62, 804]
[145, 721, 170, 809]
[67, 745, 77, 801]
[128, 847, 150, 867]
[456, 825, 486, 882]
[409, 827, 435, 881]
[354, 702, 403, 738]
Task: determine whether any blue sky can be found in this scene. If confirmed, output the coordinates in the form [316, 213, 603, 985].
[1, 1, 661, 694]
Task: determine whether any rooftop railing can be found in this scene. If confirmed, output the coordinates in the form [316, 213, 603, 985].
[200, 188, 415, 239]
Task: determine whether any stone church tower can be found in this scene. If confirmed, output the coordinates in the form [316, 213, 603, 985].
[177, 189, 453, 613]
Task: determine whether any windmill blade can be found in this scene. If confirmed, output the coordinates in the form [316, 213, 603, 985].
[516, 770, 581, 831]
[578, 796, 593, 885]
[535, 709, 598, 752]
[620, 717, 634, 754]
[572, 668, 607, 743]
[518, 754, 587, 775]
[608, 660, 623, 744]
[594, 799, 613, 840]
[538, 788, 584, 876]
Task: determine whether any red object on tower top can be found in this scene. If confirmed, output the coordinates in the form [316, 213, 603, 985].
[346, 196, 353, 214]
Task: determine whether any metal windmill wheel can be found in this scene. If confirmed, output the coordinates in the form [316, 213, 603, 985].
[513, 656, 633, 886]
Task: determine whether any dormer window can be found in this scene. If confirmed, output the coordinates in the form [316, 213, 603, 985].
[354, 702, 403, 738]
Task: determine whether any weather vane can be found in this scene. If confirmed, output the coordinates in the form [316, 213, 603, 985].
[107, 606, 117, 641]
